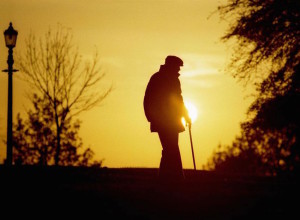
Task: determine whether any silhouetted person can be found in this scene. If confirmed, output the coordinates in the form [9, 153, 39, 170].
[144, 55, 191, 182]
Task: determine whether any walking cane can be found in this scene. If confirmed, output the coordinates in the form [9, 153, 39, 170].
[188, 124, 196, 170]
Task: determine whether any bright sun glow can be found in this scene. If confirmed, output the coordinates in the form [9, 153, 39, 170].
[182, 101, 198, 125]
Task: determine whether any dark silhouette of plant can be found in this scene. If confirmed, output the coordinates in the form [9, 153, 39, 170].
[208, 0, 300, 174]
[218, 0, 299, 85]
[13, 94, 102, 166]
[17, 25, 112, 165]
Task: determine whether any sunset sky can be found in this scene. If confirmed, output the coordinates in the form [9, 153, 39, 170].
[0, 0, 254, 169]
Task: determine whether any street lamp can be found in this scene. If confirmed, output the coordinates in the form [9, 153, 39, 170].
[3, 22, 18, 165]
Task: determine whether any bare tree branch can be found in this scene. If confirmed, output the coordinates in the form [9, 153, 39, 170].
[16, 25, 112, 165]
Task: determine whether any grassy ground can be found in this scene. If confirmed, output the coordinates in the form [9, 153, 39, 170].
[0, 166, 298, 219]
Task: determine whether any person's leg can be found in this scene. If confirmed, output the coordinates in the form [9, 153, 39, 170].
[158, 131, 184, 181]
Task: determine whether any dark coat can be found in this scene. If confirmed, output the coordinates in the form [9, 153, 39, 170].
[144, 65, 188, 133]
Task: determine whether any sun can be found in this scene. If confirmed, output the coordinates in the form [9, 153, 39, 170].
[182, 101, 198, 125]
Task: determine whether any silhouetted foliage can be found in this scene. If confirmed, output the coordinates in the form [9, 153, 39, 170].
[208, 0, 300, 175]
[17, 25, 112, 165]
[219, 0, 299, 85]
[13, 94, 103, 167]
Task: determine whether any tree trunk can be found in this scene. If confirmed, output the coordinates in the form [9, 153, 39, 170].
[55, 127, 61, 166]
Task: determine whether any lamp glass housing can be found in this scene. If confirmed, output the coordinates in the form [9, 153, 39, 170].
[4, 23, 18, 48]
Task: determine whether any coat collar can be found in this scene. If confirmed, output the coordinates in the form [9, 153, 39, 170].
[159, 65, 180, 78]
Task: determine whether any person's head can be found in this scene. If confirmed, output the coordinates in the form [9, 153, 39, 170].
[164, 55, 183, 73]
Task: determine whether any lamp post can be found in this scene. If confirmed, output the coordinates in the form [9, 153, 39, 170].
[3, 22, 18, 166]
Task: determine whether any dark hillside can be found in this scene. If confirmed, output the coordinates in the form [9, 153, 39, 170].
[0, 166, 298, 219]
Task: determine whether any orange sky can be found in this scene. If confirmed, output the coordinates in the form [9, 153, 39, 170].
[0, 0, 254, 169]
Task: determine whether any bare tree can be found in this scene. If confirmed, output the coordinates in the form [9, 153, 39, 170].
[17, 25, 112, 165]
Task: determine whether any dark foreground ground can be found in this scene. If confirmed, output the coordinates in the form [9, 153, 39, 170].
[0, 166, 299, 219]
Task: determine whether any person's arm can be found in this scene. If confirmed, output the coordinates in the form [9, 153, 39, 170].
[183, 105, 192, 126]
[176, 78, 192, 126]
